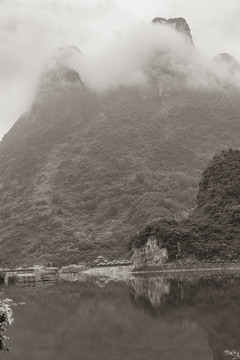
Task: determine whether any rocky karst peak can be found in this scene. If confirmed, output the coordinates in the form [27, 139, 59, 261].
[38, 46, 83, 93]
[152, 17, 193, 44]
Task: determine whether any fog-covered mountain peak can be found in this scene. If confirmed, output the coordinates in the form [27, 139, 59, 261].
[152, 17, 193, 44]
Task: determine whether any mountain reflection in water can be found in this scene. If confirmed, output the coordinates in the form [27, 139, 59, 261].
[1, 274, 240, 360]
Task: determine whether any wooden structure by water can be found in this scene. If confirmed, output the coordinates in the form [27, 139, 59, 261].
[0, 267, 60, 284]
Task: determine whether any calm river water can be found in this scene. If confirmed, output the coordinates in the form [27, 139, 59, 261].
[1, 273, 240, 360]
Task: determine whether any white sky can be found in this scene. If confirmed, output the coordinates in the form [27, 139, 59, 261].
[0, 0, 240, 139]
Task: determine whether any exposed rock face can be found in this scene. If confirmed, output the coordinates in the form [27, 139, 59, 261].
[152, 17, 193, 44]
[132, 236, 168, 267]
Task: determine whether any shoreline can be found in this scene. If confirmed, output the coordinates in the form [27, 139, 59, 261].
[82, 263, 240, 281]
[132, 265, 240, 275]
[131, 261, 240, 272]
[1, 262, 240, 285]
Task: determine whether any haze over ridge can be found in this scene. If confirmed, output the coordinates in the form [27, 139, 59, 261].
[0, 0, 240, 138]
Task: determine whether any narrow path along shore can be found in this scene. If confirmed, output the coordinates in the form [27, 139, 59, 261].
[82, 263, 240, 281]
[132, 266, 240, 275]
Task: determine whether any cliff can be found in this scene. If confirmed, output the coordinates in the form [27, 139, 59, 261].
[132, 236, 168, 267]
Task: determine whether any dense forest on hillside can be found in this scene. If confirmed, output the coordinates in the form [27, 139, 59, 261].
[0, 61, 239, 266]
[132, 149, 240, 262]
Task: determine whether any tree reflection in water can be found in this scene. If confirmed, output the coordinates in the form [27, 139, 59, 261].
[130, 274, 240, 360]
[0, 297, 14, 351]
[1, 273, 240, 360]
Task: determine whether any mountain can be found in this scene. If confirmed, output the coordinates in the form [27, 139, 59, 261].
[213, 53, 240, 76]
[214, 53, 239, 67]
[132, 149, 240, 262]
[0, 18, 240, 267]
[152, 17, 193, 43]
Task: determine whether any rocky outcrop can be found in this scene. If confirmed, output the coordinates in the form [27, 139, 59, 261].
[152, 17, 193, 44]
[132, 236, 168, 268]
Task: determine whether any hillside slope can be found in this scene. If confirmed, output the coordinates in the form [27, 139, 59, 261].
[0, 21, 240, 266]
[0, 75, 240, 267]
[132, 149, 240, 262]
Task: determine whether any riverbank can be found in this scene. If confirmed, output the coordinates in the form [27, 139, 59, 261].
[132, 261, 240, 273]
[78, 262, 240, 283]
[1, 262, 240, 285]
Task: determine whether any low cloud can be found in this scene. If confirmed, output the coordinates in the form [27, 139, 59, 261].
[0, 0, 240, 138]
[77, 22, 240, 92]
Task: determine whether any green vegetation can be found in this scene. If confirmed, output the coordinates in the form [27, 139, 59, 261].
[0, 66, 240, 266]
[0, 298, 14, 351]
[0, 273, 4, 284]
[132, 149, 240, 262]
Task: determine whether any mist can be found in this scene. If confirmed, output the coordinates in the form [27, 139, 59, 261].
[77, 22, 240, 92]
[0, 0, 240, 138]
